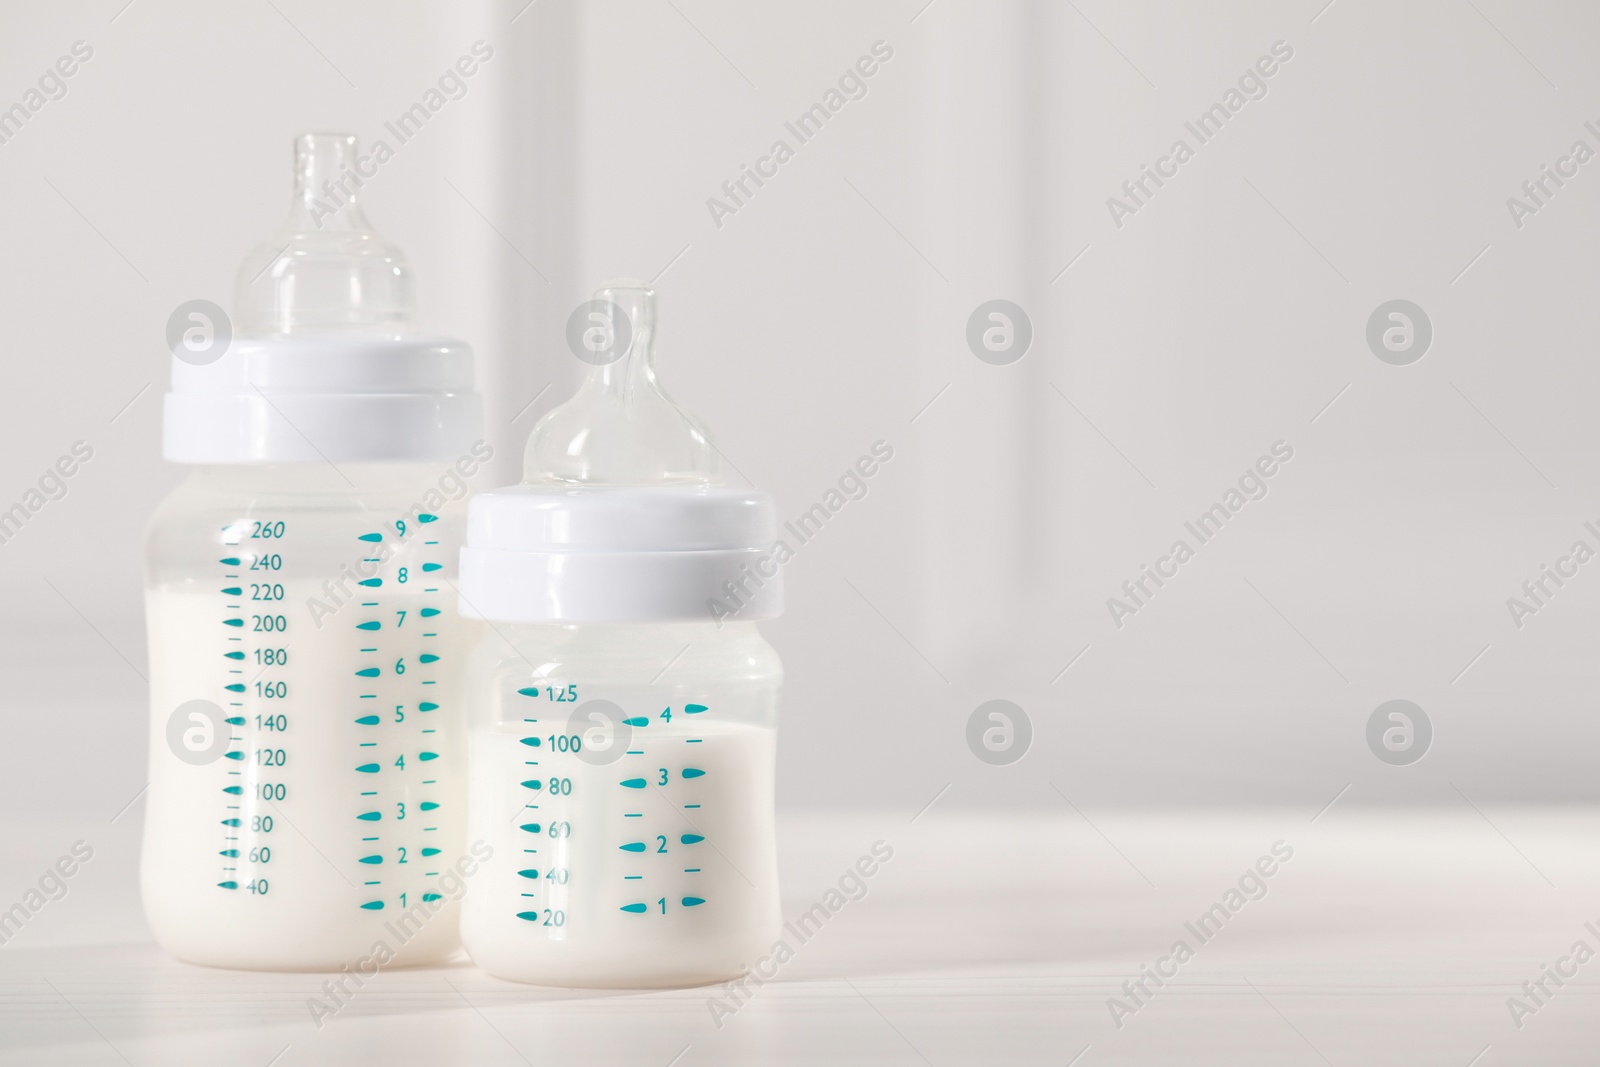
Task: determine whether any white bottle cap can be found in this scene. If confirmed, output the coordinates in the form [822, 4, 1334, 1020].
[162, 133, 480, 464]
[458, 283, 782, 623]
[459, 486, 783, 622]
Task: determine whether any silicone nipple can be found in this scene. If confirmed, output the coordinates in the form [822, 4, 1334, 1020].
[524, 284, 720, 486]
[234, 132, 413, 335]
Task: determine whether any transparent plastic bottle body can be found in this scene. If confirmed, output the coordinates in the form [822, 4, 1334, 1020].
[142, 464, 469, 970]
[461, 621, 781, 988]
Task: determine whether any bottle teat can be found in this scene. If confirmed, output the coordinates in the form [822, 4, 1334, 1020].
[234, 132, 413, 335]
[523, 283, 720, 486]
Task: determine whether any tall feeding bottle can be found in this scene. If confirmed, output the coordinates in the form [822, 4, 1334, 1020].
[458, 284, 784, 987]
[143, 133, 485, 970]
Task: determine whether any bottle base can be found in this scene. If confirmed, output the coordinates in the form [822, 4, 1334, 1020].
[146, 905, 464, 973]
[470, 959, 750, 990]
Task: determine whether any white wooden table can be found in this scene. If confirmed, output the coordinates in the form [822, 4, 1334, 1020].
[2, 807, 1596, 1065]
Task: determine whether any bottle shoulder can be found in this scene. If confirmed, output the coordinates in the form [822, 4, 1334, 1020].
[144, 464, 470, 582]
[467, 620, 782, 683]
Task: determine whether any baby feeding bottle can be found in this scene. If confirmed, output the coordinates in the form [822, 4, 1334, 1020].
[142, 133, 484, 970]
[458, 284, 783, 987]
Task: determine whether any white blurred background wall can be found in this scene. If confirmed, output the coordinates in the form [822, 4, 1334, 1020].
[3, 0, 1598, 826]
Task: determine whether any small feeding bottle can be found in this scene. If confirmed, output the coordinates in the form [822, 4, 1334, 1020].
[458, 284, 783, 987]
[143, 133, 484, 970]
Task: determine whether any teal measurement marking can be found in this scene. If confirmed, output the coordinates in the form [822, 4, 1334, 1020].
[360, 901, 384, 911]
[418, 702, 438, 711]
[421, 848, 441, 857]
[355, 715, 380, 725]
[359, 647, 377, 653]
[685, 704, 708, 715]
[519, 823, 542, 834]
[620, 903, 648, 914]
[225, 716, 245, 725]
[358, 577, 382, 588]
[223, 786, 242, 795]
[358, 532, 383, 542]
[684, 868, 701, 873]
[355, 668, 380, 678]
[516, 911, 541, 922]
[520, 780, 543, 790]
[420, 607, 441, 618]
[418, 513, 438, 523]
[422, 893, 442, 903]
[224, 651, 244, 660]
[686, 739, 703, 744]
[224, 683, 245, 693]
[219, 557, 241, 566]
[364, 881, 380, 886]
[221, 586, 241, 596]
[626, 750, 643, 755]
[419, 751, 438, 761]
[421, 562, 442, 572]
[520, 737, 541, 747]
[359, 855, 382, 865]
[516, 869, 540, 880]
[361, 791, 377, 797]
[361, 602, 378, 607]
[625, 813, 642, 818]
[223, 751, 244, 761]
[621, 778, 646, 789]
[682, 897, 706, 907]
[419, 654, 439, 664]
[221, 818, 240, 827]
[356, 763, 379, 773]
[681, 834, 705, 844]
[219, 849, 238, 858]
[363, 837, 378, 842]
[419, 801, 439, 811]
[218, 881, 238, 890]
[682, 768, 705, 778]
[356, 621, 380, 631]
[684, 804, 700, 809]
[619, 842, 646, 853]
[223, 618, 243, 627]
[359, 742, 375, 748]
[625, 875, 642, 880]
[357, 811, 380, 821]
[622, 717, 648, 728]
